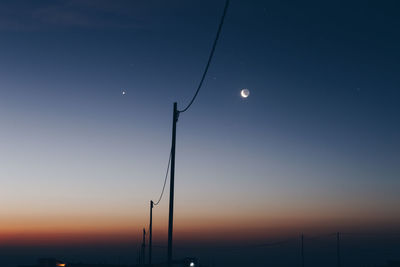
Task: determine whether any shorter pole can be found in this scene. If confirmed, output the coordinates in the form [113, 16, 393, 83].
[137, 247, 141, 265]
[301, 234, 304, 267]
[149, 200, 154, 265]
[142, 228, 146, 266]
[337, 232, 341, 267]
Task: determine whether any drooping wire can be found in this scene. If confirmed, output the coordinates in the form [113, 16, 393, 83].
[179, 0, 230, 113]
[153, 149, 172, 206]
[245, 237, 297, 248]
[341, 232, 400, 237]
[303, 233, 336, 241]
[213, 237, 297, 253]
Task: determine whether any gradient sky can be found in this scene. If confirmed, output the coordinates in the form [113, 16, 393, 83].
[1, 0, 400, 266]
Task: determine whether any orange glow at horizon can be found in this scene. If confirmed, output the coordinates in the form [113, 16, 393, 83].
[1, 211, 399, 247]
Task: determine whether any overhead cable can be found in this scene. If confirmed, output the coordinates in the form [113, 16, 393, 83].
[179, 0, 230, 113]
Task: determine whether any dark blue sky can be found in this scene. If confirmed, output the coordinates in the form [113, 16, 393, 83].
[0, 1, 399, 266]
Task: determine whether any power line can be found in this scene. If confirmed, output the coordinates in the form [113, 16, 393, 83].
[246, 238, 297, 248]
[303, 233, 336, 241]
[340, 232, 400, 239]
[153, 149, 171, 206]
[217, 237, 297, 252]
[149, 232, 400, 252]
[179, 0, 230, 113]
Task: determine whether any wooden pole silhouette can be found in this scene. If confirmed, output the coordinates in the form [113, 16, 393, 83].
[301, 234, 304, 267]
[337, 232, 341, 267]
[137, 247, 141, 265]
[149, 200, 153, 265]
[142, 228, 146, 266]
[168, 102, 178, 267]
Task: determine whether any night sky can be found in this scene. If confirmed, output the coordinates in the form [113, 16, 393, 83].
[1, 1, 399, 267]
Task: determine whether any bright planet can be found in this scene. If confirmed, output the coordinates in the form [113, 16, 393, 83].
[240, 88, 250, 98]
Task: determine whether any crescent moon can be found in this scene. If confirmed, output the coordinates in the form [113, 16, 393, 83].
[240, 89, 250, 98]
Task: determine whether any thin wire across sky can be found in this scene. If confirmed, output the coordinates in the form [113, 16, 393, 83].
[151, 0, 230, 207]
[153, 150, 171, 206]
[179, 0, 230, 113]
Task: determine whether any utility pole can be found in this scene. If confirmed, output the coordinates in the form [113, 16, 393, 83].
[167, 102, 178, 267]
[142, 228, 146, 266]
[137, 247, 141, 265]
[301, 234, 304, 267]
[336, 232, 341, 267]
[149, 200, 154, 266]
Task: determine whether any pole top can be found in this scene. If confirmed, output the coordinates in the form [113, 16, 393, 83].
[173, 102, 180, 121]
